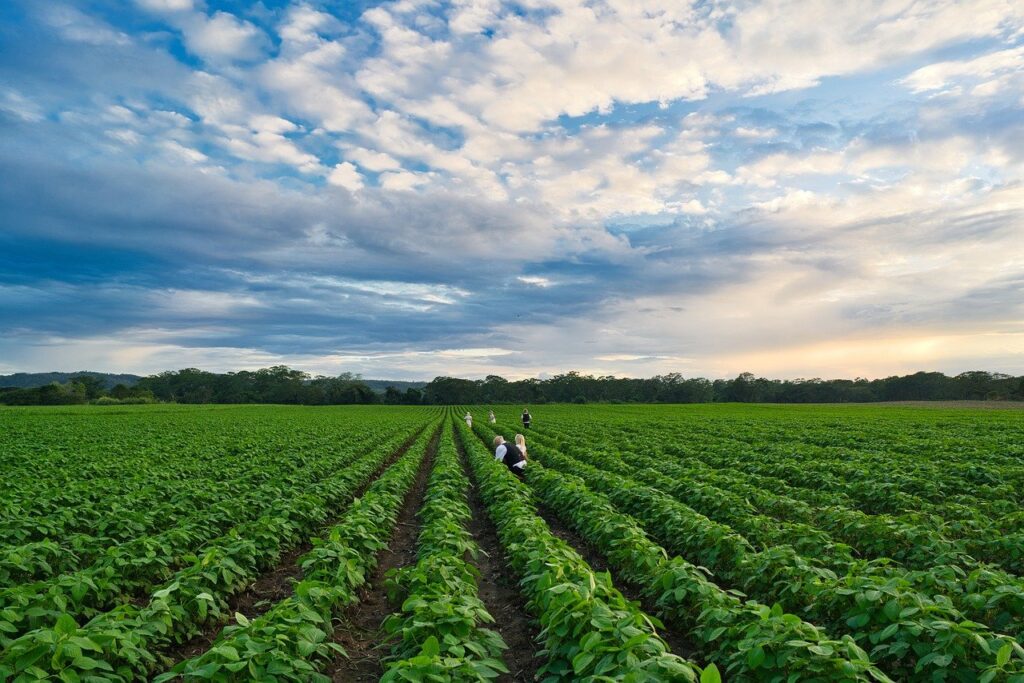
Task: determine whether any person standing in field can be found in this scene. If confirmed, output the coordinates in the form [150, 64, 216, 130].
[493, 435, 526, 479]
[488, 410, 496, 424]
[515, 433, 527, 460]
[521, 408, 531, 429]
[465, 412, 473, 428]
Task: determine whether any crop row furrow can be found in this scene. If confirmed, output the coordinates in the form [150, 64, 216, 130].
[0, 426, 408, 644]
[153, 423, 439, 682]
[0, 423, 431, 680]
[471, 422, 889, 681]
[510, 428, 1024, 681]
[0, 441, 374, 586]
[379, 423, 510, 681]
[455, 420, 712, 682]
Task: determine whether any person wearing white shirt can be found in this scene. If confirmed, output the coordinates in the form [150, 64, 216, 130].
[493, 435, 526, 479]
[465, 412, 473, 428]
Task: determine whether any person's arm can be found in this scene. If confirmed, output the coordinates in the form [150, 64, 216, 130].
[494, 444, 506, 462]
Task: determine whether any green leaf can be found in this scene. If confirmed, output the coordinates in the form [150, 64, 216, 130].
[808, 644, 834, 657]
[846, 613, 871, 629]
[212, 645, 240, 662]
[701, 663, 722, 683]
[421, 636, 440, 658]
[55, 614, 79, 635]
[71, 656, 112, 671]
[573, 652, 595, 674]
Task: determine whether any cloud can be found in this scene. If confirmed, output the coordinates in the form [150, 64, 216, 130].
[900, 46, 1024, 94]
[258, 5, 373, 132]
[328, 162, 365, 191]
[183, 11, 269, 62]
[345, 148, 402, 172]
[1, 0, 1023, 379]
[134, 0, 193, 11]
[0, 88, 44, 122]
[40, 4, 131, 46]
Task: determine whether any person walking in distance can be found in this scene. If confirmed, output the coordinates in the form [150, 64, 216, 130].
[515, 433, 528, 461]
[464, 412, 473, 428]
[493, 435, 526, 479]
[521, 408, 531, 430]
[488, 410, 496, 424]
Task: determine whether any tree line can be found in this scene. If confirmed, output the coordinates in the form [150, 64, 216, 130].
[1, 366, 1021, 405]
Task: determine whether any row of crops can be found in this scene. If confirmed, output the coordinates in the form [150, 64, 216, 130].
[465, 403, 1024, 682]
[0, 402, 1021, 681]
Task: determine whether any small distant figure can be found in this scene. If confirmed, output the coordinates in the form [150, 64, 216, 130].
[493, 435, 526, 479]
[488, 410, 496, 424]
[515, 433, 528, 460]
[464, 412, 473, 428]
[521, 408, 531, 430]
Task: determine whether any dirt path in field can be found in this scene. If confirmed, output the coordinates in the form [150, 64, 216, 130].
[455, 429, 542, 683]
[534, 504, 699, 661]
[162, 424, 429, 666]
[324, 426, 440, 682]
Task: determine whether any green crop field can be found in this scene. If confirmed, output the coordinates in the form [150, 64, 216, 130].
[1, 403, 1023, 682]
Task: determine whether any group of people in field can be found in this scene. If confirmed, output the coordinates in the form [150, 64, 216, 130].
[462, 408, 533, 479]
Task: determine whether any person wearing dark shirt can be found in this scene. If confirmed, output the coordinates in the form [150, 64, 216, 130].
[493, 435, 526, 479]
[521, 409, 531, 429]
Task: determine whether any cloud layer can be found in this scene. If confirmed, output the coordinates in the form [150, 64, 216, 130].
[1, 0, 1022, 379]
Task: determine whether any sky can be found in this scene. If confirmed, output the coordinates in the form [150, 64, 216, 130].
[1, 0, 1022, 381]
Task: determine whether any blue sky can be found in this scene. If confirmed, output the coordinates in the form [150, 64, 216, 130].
[1, 0, 1022, 380]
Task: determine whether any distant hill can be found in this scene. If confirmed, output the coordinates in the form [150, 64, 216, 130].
[362, 379, 428, 393]
[0, 372, 143, 389]
[0, 372, 425, 394]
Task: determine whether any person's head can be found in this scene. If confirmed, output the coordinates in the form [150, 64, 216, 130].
[492, 435, 505, 447]
[515, 434, 525, 448]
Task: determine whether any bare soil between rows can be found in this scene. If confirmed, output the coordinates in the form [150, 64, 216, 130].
[324, 426, 440, 682]
[462, 425, 696, 664]
[455, 427, 542, 683]
[162, 425, 428, 667]
[534, 502, 699, 661]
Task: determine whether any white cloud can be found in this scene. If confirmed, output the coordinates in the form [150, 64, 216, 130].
[346, 148, 402, 172]
[161, 140, 208, 164]
[755, 189, 821, 213]
[181, 11, 268, 62]
[847, 136, 974, 174]
[738, 150, 844, 185]
[151, 289, 265, 316]
[734, 126, 777, 139]
[328, 162, 365, 191]
[218, 119, 322, 173]
[134, 0, 193, 11]
[42, 5, 131, 46]
[379, 169, 430, 191]
[677, 199, 709, 214]
[258, 9, 372, 132]
[0, 88, 44, 122]
[7, 0, 1024, 381]
[900, 46, 1024, 93]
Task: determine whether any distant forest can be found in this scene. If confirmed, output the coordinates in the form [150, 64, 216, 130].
[1, 366, 1021, 405]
